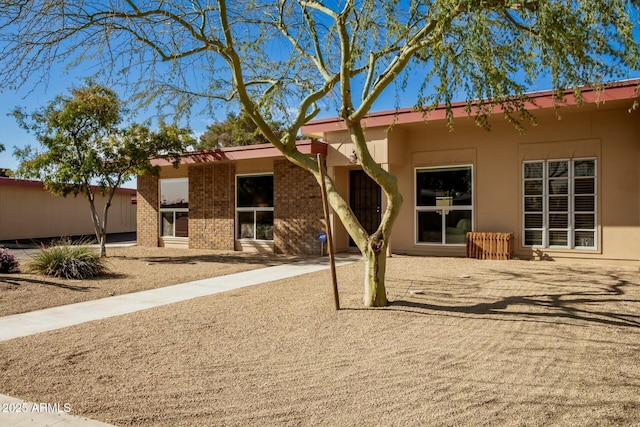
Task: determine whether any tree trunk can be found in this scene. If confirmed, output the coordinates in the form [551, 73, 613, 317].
[363, 245, 388, 307]
[99, 192, 114, 258]
[85, 188, 105, 256]
[293, 151, 400, 308]
[85, 186, 111, 257]
[98, 232, 107, 258]
[261, 133, 401, 308]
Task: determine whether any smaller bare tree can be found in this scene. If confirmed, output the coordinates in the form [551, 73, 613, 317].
[13, 82, 192, 256]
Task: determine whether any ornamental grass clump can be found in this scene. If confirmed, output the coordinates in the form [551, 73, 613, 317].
[28, 242, 108, 279]
[0, 247, 20, 273]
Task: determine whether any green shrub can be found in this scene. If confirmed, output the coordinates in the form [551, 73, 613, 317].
[0, 246, 20, 273]
[28, 242, 108, 279]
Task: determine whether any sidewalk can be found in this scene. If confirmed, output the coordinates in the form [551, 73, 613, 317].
[0, 254, 360, 426]
[0, 254, 359, 342]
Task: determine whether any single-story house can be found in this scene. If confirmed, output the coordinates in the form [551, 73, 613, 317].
[0, 176, 137, 241]
[137, 79, 640, 264]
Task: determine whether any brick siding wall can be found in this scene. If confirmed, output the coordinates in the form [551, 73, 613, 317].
[136, 174, 159, 247]
[139, 159, 322, 255]
[273, 159, 324, 255]
[189, 163, 235, 250]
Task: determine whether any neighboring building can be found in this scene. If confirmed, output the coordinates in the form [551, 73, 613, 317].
[137, 80, 640, 264]
[0, 177, 137, 241]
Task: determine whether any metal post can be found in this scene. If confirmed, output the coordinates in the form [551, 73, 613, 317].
[317, 153, 340, 310]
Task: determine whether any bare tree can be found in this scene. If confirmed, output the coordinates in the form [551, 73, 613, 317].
[1, 1, 638, 305]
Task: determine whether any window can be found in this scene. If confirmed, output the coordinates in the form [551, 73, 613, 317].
[159, 178, 189, 238]
[523, 159, 596, 249]
[236, 174, 274, 241]
[415, 166, 473, 245]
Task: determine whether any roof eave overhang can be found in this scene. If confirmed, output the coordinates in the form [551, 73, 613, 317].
[151, 139, 327, 167]
[301, 79, 640, 137]
[0, 177, 136, 195]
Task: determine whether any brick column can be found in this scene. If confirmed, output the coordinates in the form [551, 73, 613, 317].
[136, 175, 159, 247]
[188, 163, 235, 250]
[274, 159, 324, 255]
[188, 164, 210, 249]
[212, 163, 235, 250]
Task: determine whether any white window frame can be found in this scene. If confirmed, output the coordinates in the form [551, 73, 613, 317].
[159, 178, 189, 238]
[522, 158, 597, 250]
[414, 165, 474, 246]
[236, 173, 274, 241]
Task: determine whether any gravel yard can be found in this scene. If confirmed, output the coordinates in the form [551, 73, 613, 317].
[0, 246, 306, 316]
[1, 252, 639, 426]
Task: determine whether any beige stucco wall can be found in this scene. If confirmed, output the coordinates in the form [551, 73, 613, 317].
[0, 182, 136, 241]
[324, 102, 640, 263]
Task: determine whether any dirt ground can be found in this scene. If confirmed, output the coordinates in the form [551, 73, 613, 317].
[0, 246, 306, 316]
[1, 254, 640, 426]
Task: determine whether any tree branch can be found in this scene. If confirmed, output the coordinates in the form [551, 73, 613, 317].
[217, 0, 284, 152]
[354, 17, 442, 120]
[272, 0, 331, 81]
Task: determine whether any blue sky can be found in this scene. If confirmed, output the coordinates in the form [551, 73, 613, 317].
[1, 84, 64, 174]
[1, 70, 636, 190]
[0, 66, 215, 188]
[1, 9, 639, 189]
[0, 66, 587, 171]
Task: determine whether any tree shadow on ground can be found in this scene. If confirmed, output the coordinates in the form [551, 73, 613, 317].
[115, 252, 311, 266]
[383, 267, 640, 329]
[0, 275, 98, 292]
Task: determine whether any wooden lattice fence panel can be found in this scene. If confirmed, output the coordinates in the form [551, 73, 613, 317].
[466, 232, 514, 260]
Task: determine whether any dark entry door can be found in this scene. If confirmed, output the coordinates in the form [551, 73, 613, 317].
[349, 170, 382, 246]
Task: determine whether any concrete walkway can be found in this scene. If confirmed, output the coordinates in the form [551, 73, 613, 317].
[0, 254, 360, 342]
[0, 254, 360, 426]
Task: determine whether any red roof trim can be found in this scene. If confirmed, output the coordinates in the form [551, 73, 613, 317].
[0, 177, 137, 195]
[151, 139, 328, 167]
[301, 79, 640, 136]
